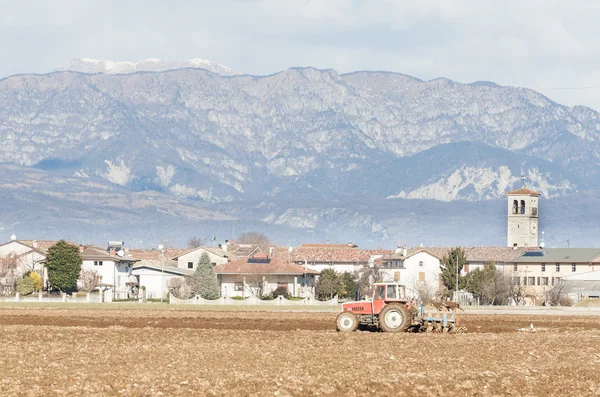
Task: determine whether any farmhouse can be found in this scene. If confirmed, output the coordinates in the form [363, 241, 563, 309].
[214, 252, 319, 298]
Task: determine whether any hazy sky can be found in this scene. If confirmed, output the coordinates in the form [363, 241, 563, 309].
[3, 0, 600, 109]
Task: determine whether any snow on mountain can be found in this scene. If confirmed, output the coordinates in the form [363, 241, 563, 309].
[55, 57, 239, 76]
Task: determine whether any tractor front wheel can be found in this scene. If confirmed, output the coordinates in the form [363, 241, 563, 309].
[378, 303, 411, 333]
[336, 311, 359, 332]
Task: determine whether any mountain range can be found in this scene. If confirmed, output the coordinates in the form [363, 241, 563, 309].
[0, 59, 599, 248]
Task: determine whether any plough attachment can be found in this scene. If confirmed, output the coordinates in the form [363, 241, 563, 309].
[415, 301, 467, 333]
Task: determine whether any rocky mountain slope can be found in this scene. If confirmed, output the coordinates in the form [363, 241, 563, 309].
[55, 57, 238, 76]
[1, 66, 599, 247]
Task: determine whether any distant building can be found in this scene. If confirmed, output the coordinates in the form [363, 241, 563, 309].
[511, 248, 600, 301]
[172, 246, 231, 270]
[381, 248, 442, 299]
[506, 187, 540, 248]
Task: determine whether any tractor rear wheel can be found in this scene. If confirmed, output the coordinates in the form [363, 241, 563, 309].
[378, 303, 411, 333]
[336, 312, 359, 332]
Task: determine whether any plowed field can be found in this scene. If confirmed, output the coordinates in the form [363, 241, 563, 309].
[1, 307, 599, 396]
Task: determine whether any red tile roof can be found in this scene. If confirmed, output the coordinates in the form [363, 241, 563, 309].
[214, 256, 319, 275]
[272, 247, 392, 264]
[505, 188, 540, 196]
[300, 243, 358, 249]
[411, 246, 535, 263]
[127, 248, 189, 260]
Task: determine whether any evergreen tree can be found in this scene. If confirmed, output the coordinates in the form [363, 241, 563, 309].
[440, 247, 467, 292]
[191, 252, 220, 299]
[316, 269, 343, 300]
[340, 272, 358, 300]
[46, 240, 82, 292]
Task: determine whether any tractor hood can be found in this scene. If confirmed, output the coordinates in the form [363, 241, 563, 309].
[342, 301, 372, 315]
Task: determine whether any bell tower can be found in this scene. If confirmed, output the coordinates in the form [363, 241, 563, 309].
[506, 187, 540, 248]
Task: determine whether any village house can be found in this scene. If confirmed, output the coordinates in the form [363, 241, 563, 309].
[381, 247, 442, 299]
[275, 243, 392, 275]
[79, 242, 140, 299]
[131, 265, 193, 300]
[0, 238, 63, 293]
[214, 252, 319, 298]
[172, 246, 231, 270]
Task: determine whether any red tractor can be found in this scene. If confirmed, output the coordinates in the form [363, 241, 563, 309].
[336, 282, 463, 333]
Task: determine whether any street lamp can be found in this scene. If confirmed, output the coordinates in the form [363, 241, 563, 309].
[158, 244, 164, 302]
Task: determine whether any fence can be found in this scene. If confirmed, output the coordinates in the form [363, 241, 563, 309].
[0, 292, 104, 303]
[169, 293, 339, 306]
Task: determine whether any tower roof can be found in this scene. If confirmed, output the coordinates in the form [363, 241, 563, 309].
[505, 188, 540, 196]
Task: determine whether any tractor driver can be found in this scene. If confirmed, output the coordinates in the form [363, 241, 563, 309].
[373, 285, 385, 300]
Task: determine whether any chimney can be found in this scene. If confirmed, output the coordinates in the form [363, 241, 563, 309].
[222, 240, 228, 252]
[402, 247, 408, 257]
[79, 245, 84, 253]
[269, 247, 273, 256]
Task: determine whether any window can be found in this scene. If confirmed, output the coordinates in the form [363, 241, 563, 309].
[387, 285, 398, 299]
[93, 261, 103, 266]
[419, 261, 424, 267]
[523, 277, 528, 285]
[536, 277, 540, 285]
[532, 207, 538, 216]
[572, 263, 576, 272]
[234, 282, 244, 291]
[520, 200, 526, 214]
[551, 277, 555, 286]
[513, 200, 518, 214]
[556, 263, 560, 272]
[374, 286, 385, 300]
[419, 272, 425, 281]
[187, 262, 193, 269]
[277, 282, 289, 289]
[541, 263, 545, 272]
[513, 263, 518, 272]
[528, 277, 535, 285]
[540, 277, 549, 286]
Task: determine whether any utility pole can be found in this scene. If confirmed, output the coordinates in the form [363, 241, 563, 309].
[455, 255, 459, 302]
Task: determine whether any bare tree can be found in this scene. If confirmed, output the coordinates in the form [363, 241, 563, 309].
[187, 236, 203, 249]
[168, 277, 191, 299]
[79, 269, 101, 293]
[0, 255, 18, 295]
[545, 280, 572, 306]
[244, 273, 267, 297]
[358, 265, 387, 298]
[236, 232, 271, 251]
[412, 278, 435, 304]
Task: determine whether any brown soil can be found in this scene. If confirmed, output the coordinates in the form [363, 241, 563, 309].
[1, 308, 600, 395]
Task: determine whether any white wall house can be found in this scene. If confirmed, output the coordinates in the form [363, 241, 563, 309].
[214, 254, 318, 298]
[80, 246, 139, 299]
[0, 239, 49, 293]
[131, 265, 193, 300]
[173, 247, 230, 271]
[381, 248, 442, 300]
